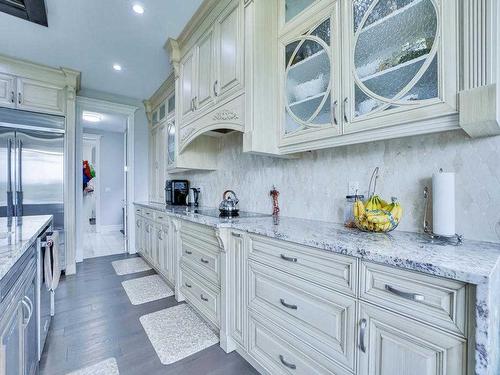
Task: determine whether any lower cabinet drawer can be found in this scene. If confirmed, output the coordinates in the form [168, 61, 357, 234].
[248, 261, 355, 372]
[249, 313, 352, 375]
[360, 261, 467, 336]
[180, 264, 220, 328]
[181, 236, 220, 286]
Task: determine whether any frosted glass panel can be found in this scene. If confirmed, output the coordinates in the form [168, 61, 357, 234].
[352, 0, 439, 118]
[284, 18, 332, 134]
[285, 0, 316, 22]
[167, 121, 175, 165]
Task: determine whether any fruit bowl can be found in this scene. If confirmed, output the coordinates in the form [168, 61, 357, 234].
[353, 195, 402, 233]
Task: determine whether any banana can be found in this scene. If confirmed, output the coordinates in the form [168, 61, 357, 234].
[353, 199, 365, 218]
[366, 211, 390, 224]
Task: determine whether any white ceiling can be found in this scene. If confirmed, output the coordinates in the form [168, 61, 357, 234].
[0, 0, 202, 100]
[81, 112, 127, 133]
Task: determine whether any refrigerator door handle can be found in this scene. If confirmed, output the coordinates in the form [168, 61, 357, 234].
[6, 138, 14, 217]
[16, 138, 23, 217]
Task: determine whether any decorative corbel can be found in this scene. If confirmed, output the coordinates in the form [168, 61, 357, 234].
[165, 38, 181, 79]
[215, 227, 230, 253]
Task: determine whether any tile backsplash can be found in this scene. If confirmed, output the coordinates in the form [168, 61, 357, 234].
[174, 130, 500, 243]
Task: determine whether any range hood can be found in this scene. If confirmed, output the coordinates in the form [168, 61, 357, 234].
[0, 0, 48, 26]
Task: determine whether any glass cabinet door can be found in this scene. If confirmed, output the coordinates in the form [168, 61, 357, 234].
[346, 0, 443, 128]
[282, 14, 339, 138]
[284, 0, 318, 22]
[167, 119, 176, 166]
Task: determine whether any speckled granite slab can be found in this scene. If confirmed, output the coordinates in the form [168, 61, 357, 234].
[140, 304, 219, 365]
[112, 257, 151, 275]
[122, 274, 174, 305]
[66, 357, 119, 375]
[135, 202, 500, 375]
[0, 215, 52, 281]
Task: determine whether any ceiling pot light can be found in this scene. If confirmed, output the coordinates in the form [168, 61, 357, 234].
[132, 4, 144, 14]
[82, 111, 102, 123]
[113, 64, 122, 71]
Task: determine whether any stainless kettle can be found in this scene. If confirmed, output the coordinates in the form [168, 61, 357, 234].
[219, 190, 239, 217]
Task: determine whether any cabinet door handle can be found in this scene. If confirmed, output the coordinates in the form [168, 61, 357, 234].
[332, 99, 338, 125]
[280, 254, 297, 262]
[200, 294, 209, 302]
[10, 91, 14, 103]
[18, 92, 22, 105]
[343, 97, 348, 122]
[184, 250, 192, 255]
[280, 298, 297, 310]
[385, 285, 425, 301]
[194, 96, 198, 109]
[200, 258, 209, 264]
[184, 282, 192, 288]
[213, 80, 218, 97]
[359, 318, 367, 353]
[279, 355, 296, 370]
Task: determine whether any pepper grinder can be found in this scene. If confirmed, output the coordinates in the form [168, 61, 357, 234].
[270, 185, 280, 217]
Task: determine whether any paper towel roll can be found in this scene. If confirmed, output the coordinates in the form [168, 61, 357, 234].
[432, 171, 456, 236]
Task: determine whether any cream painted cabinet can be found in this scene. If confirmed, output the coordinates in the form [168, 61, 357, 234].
[17, 77, 65, 115]
[358, 303, 466, 375]
[0, 74, 65, 115]
[278, 0, 459, 154]
[0, 73, 16, 108]
[179, 50, 197, 124]
[214, 1, 243, 101]
[196, 29, 216, 111]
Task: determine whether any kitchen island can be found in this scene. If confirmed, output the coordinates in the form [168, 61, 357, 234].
[135, 202, 500, 375]
[0, 215, 53, 375]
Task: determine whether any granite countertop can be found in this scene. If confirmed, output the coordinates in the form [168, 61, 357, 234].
[0, 215, 53, 281]
[135, 202, 500, 285]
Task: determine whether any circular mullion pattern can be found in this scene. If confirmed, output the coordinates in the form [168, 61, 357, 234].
[352, 0, 440, 111]
[285, 35, 332, 130]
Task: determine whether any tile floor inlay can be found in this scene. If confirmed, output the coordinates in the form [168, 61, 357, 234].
[122, 274, 174, 305]
[112, 257, 151, 275]
[140, 304, 219, 365]
[66, 357, 119, 375]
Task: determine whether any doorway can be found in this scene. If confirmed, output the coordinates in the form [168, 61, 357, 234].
[75, 97, 137, 264]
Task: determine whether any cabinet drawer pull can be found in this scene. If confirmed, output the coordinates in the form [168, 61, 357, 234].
[200, 294, 209, 302]
[280, 254, 297, 262]
[200, 258, 209, 264]
[359, 318, 367, 353]
[184, 250, 192, 255]
[343, 97, 348, 122]
[279, 355, 296, 370]
[332, 99, 338, 125]
[184, 282, 192, 288]
[213, 80, 219, 97]
[385, 285, 425, 302]
[280, 298, 297, 310]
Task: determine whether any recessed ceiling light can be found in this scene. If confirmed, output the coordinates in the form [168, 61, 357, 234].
[113, 64, 122, 71]
[82, 111, 102, 123]
[132, 4, 144, 14]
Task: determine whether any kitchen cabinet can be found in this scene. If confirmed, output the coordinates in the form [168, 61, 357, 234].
[358, 303, 466, 375]
[134, 205, 475, 374]
[0, 74, 65, 116]
[277, 0, 459, 154]
[0, 73, 16, 108]
[167, 0, 245, 151]
[145, 73, 217, 176]
[0, 245, 38, 375]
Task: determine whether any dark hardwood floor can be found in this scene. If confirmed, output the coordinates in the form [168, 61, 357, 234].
[39, 253, 259, 375]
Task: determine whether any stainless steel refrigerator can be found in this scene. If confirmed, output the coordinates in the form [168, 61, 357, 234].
[0, 108, 65, 268]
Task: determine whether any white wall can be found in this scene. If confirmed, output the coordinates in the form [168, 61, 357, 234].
[173, 130, 500, 243]
[83, 129, 124, 227]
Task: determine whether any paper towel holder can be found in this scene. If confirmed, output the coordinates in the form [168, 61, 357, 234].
[423, 186, 463, 246]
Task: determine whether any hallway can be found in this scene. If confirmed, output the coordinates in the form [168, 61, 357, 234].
[39, 254, 257, 375]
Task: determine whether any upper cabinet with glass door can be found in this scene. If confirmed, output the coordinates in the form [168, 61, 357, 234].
[278, 0, 459, 153]
[344, 0, 458, 133]
[279, 1, 341, 150]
